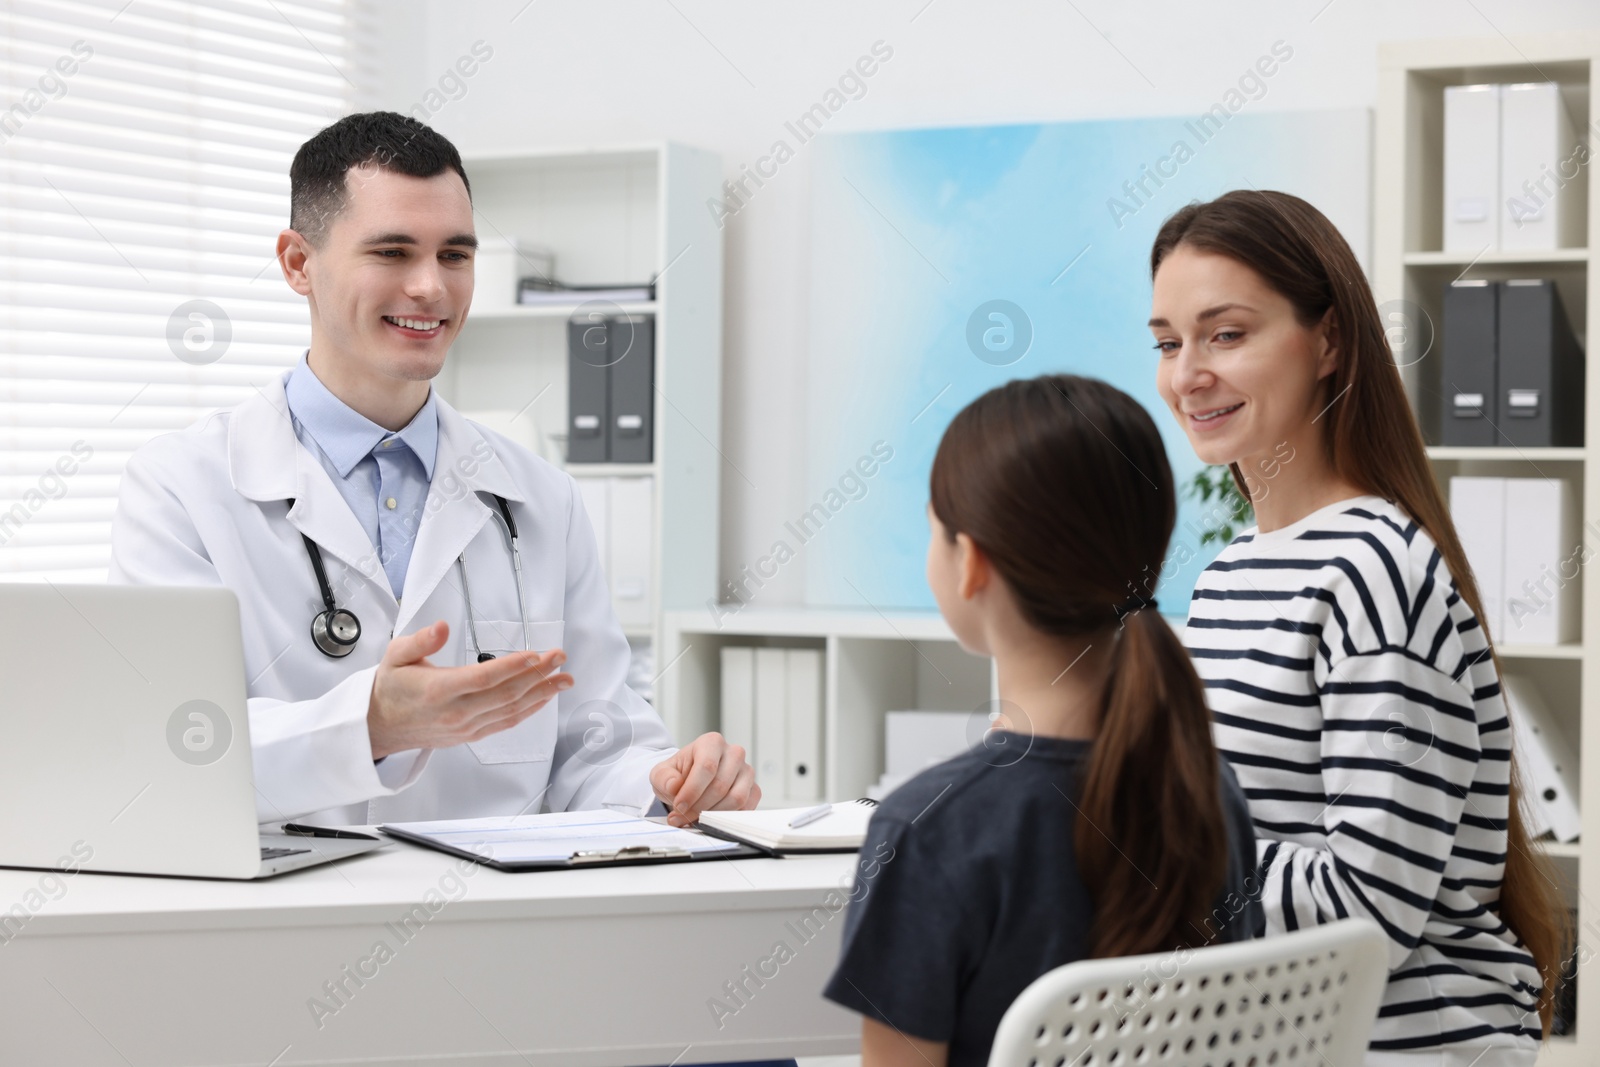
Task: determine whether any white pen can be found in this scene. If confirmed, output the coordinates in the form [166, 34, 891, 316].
[787, 802, 834, 828]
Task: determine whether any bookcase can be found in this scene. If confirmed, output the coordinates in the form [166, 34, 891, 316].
[432, 143, 724, 692]
[659, 608, 996, 808]
[1376, 32, 1600, 1061]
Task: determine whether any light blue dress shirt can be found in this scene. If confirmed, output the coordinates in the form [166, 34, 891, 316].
[283, 354, 438, 599]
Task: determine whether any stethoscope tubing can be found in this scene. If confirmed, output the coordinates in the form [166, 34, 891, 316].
[291, 493, 528, 661]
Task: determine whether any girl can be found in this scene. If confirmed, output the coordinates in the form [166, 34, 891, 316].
[823, 375, 1262, 1067]
[1148, 189, 1565, 1065]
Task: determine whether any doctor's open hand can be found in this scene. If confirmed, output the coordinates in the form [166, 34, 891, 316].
[649, 732, 761, 827]
[367, 620, 572, 760]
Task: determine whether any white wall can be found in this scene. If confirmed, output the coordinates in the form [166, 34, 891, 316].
[368, 0, 1600, 609]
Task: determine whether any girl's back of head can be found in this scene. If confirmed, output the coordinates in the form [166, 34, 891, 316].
[929, 374, 1231, 957]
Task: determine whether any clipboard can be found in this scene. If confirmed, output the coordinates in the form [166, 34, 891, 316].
[378, 813, 768, 872]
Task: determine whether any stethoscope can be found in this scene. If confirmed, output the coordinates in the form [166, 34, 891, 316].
[291, 493, 530, 662]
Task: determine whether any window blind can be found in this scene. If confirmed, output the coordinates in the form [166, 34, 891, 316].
[0, 0, 358, 580]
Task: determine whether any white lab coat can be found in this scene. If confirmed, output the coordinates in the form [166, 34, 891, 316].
[108, 374, 676, 825]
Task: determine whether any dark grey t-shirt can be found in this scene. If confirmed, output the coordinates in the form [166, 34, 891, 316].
[821, 731, 1262, 1067]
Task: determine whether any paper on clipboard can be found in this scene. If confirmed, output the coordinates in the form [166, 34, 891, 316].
[381, 809, 742, 864]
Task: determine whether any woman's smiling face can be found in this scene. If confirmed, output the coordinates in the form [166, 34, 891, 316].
[1148, 244, 1339, 469]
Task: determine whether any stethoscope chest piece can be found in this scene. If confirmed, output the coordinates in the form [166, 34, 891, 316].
[290, 493, 525, 662]
[311, 606, 362, 658]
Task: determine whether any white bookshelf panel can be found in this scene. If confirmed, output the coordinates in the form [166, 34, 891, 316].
[1379, 33, 1599, 1047]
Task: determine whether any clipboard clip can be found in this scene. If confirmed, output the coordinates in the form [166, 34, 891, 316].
[568, 844, 691, 865]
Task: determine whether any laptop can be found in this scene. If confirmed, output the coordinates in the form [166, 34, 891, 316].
[0, 583, 383, 879]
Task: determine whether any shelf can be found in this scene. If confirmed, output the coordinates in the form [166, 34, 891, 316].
[1424, 446, 1586, 462]
[1404, 248, 1589, 267]
[469, 301, 658, 322]
[1537, 840, 1582, 860]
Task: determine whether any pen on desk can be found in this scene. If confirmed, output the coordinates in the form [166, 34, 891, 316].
[282, 822, 379, 841]
[787, 802, 834, 828]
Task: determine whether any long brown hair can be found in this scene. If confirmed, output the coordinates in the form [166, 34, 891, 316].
[1151, 189, 1567, 1031]
[929, 375, 1228, 958]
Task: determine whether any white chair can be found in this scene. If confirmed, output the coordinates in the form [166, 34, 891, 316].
[987, 918, 1389, 1067]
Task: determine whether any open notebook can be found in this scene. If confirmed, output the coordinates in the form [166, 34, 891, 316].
[694, 798, 878, 854]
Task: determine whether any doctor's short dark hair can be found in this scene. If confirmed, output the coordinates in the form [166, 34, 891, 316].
[289, 111, 472, 245]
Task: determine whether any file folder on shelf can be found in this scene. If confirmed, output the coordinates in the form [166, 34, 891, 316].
[1499, 82, 1584, 253]
[608, 314, 655, 464]
[754, 647, 788, 797]
[785, 649, 823, 802]
[1497, 278, 1584, 448]
[566, 315, 610, 462]
[570, 475, 653, 628]
[720, 647, 756, 755]
[1449, 477, 1507, 640]
[1443, 84, 1500, 253]
[607, 477, 654, 628]
[1450, 475, 1578, 646]
[1502, 477, 1579, 645]
[1440, 280, 1499, 446]
[1502, 674, 1580, 843]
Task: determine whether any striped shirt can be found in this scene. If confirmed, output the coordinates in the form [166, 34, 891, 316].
[1183, 494, 1542, 1053]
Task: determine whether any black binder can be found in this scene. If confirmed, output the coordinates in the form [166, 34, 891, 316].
[565, 313, 655, 464]
[567, 314, 610, 462]
[1440, 279, 1498, 446]
[608, 314, 655, 463]
[1497, 279, 1585, 447]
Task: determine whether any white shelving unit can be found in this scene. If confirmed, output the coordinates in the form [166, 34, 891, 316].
[659, 608, 997, 807]
[1376, 32, 1600, 1061]
[434, 143, 725, 685]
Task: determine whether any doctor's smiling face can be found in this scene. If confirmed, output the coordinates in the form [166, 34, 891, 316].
[277, 113, 477, 428]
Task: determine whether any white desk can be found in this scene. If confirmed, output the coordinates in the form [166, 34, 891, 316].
[0, 837, 862, 1066]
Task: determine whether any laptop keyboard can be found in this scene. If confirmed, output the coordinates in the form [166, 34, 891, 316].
[261, 846, 311, 860]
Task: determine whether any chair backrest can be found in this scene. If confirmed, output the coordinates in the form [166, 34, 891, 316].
[987, 919, 1389, 1067]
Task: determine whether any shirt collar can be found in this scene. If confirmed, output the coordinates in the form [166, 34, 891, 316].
[283, 352, 438, 480]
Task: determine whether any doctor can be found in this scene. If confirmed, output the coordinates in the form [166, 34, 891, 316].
[109, 112, 760, 829]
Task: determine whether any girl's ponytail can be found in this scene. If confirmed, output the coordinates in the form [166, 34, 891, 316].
[1077, 599, 1227, 957]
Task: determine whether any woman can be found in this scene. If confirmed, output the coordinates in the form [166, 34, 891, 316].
[1148, 189, 1565, 1064]
[822, 375, 1261, 1067]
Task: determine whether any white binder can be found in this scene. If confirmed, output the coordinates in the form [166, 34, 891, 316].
[572, 475, 653, 629]
[608, 476, 654, 628]
[1503, 477, 1578, 645]
[1499, 82, 1583, 252]
[754, 648, 789, 802]
[1449, 477, 1508, 641]
[719, 646, 755, 756]
[574, 475, 610, 583]
[1503, 673, 1581, 843]
[785, 649, 823, 802]
[1444, 84, 1501, 253]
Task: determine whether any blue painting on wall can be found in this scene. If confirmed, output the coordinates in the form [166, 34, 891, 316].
[798, 108, 1371, 616]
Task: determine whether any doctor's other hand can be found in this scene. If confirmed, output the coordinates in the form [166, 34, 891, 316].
[650, 732, 761, 828]
[367, 620, 573, 760]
